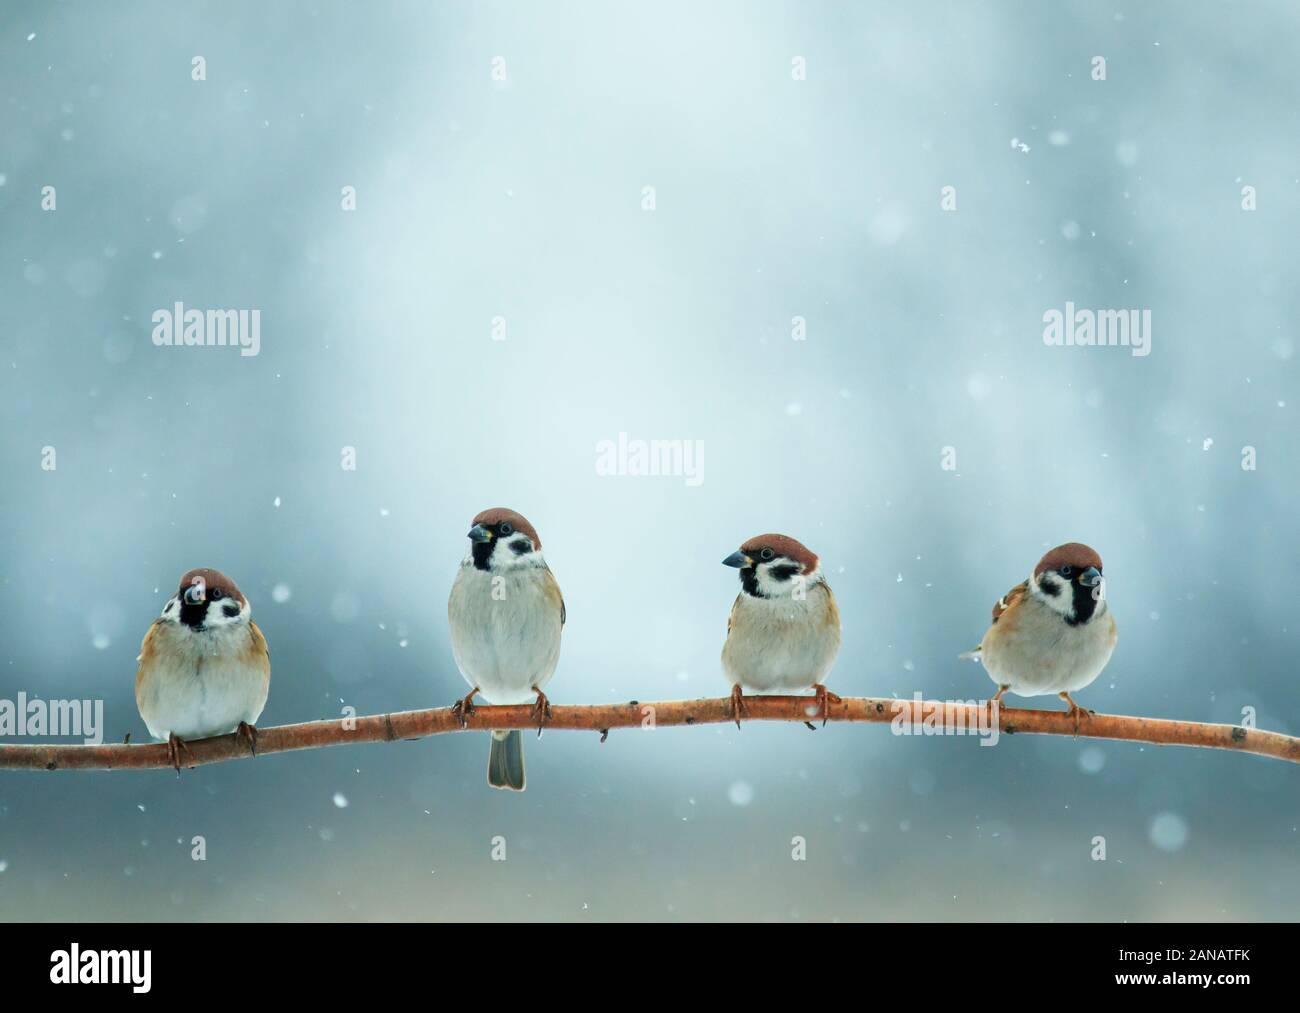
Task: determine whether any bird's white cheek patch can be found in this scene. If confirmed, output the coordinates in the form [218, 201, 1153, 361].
[206, 599, 250, 627]
[491, 538, 542, 571]
[754, 561, 816, 598]
[1033, 574, 1073, 616]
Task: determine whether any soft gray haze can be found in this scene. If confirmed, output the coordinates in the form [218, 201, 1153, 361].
[1, 1, 1297, 921]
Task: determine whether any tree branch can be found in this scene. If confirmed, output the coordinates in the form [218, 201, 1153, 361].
[1, 696, 1296, 770]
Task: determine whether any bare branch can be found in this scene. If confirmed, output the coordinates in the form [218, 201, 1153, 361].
[1, 696, 1296, 771]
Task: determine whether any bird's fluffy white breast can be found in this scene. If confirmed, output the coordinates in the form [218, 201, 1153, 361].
[980, 593, 1116, 696]
[447, 562, 563, 704]
[136, 620, 268, 740]
[722, 582, 841, 692]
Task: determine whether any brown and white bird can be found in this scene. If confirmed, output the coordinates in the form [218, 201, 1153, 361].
[964, 542, 1117, 721]
[447, 507, 564, 791]
[721, 534, 842, 728]
[135, 567, 270, 770]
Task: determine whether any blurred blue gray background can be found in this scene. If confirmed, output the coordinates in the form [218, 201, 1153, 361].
[1, 0, 1297, 921]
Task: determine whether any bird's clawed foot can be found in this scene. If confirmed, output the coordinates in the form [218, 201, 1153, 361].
[236, 721, 259, 757]
[531, 686, 552, 738]
[990, 685, 1009, 720]
[166, 733, 193, 775]
[1060, 692, 1094, 734]
[811, 683, 842, 728]
[730, 684, 748, 730]
[451, 688, 479, 729]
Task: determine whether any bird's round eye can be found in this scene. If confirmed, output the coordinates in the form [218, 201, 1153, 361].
[1059, 566, 1073, 578]
[211, 588, 224, 600]
[499, 522, 513, 536]
[760, 547, 775, 561]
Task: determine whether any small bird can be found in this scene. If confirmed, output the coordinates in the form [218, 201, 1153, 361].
[135, 567, 271, 771]
[447, 508, 565, 791]
[963, 542, 1117, 723]
[721, 534, 842, 729]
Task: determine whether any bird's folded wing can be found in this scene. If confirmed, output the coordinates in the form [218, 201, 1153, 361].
[543, 566, 566, 627]
[136, 618, 161, 663]
[134, 620, 162, 692]
[249, 619, 271, 663]
[956, 579, 1029, 660]
[991, 579, 1028, 624]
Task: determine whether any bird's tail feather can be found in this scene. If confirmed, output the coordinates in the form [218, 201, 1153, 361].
[487, 729, 525, 791]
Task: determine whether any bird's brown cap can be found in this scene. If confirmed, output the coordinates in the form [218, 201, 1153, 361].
[739, 533, 819, 572]
[176, 567, 245, 604]
[471, 507, 541, 549]
[1034, 542, 1103, 577]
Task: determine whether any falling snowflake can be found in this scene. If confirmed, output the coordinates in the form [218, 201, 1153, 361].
[1149, 812, 1189, 852]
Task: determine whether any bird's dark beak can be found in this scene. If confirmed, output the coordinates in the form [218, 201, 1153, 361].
[183, 583, 205, 604]
[467, 524, 493, 543]
[1078, 566, 1102, 587]
[722, 550, 753, 568]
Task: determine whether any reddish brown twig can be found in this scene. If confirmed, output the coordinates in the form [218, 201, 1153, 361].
[0, 696, 1295, 771]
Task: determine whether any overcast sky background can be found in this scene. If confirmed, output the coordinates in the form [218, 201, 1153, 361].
[1, 1, 1297, 921]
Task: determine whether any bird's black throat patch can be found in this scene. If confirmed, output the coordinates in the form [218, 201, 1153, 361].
[1066, 581, 1100, 625]
[179, 599, 207, 629]
[471, 540, 495, 571]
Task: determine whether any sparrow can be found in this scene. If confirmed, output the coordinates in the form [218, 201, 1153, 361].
[135, 567, 271, 771]
[721, 534, 842, 729]
[447, 507, 565, 791]
[963, 542, 1117, 723]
